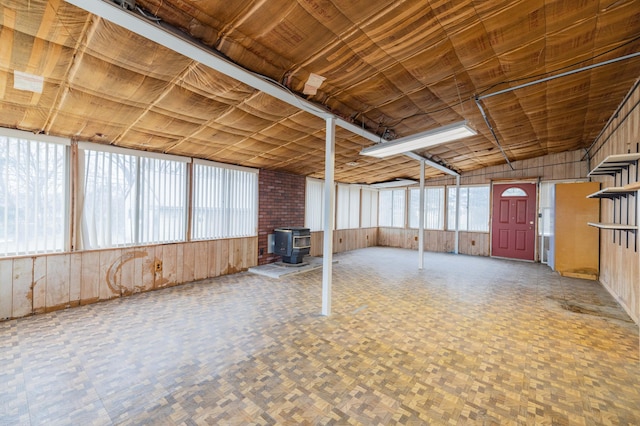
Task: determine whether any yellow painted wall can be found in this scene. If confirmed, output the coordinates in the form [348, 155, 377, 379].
[554, 182, 600, 280]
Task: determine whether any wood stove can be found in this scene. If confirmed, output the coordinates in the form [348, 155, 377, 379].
[274, 227, 311, 264]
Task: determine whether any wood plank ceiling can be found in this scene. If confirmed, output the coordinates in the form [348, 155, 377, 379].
[1, 0, 639, 183]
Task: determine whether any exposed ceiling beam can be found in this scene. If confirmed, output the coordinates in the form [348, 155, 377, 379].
[477, 52, 640, 100]
[403, 152, 459, 176]
[474, 97, 515, 170]
[64, 0, 377, 139]
[474, 52, 640, 171]
[64, 0, 460, 177]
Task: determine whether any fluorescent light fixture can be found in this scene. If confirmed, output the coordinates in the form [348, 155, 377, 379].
[371, 179, 418, 188]
[360, 121, 477, 158]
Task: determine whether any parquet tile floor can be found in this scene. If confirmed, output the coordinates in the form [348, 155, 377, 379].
[1, 247, 638, 425]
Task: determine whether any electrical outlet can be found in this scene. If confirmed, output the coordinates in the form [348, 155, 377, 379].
[154, 260, 163, 272]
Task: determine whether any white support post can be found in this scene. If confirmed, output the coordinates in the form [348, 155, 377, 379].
[322, 116, 336, 316]
[418, 160, 425, 270]
[455, 174, 460, 254]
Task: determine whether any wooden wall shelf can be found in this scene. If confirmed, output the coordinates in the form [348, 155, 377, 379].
[588, 153, 640, 176]
[587, 187, 636, 199]
[587, 153, 639, 251]
[588, 222, 638, 231]
[623, 181, 640, 191]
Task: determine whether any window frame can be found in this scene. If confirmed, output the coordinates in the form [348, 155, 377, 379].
[305, 178, 326, 232]
[191, 159, 258, 240]
[408, 186, 445, 230]
[360, 187, 379, 228]
[0, 130, 71, 256]
[446, 184, 490, 232]
[336, 184, 361, 230]
[78, 142, 191, 249]
[378, 188, 406, 228]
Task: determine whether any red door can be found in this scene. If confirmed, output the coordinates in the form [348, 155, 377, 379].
[491, 183, 536, 261]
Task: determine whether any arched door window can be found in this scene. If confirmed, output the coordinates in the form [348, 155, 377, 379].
[501, 187, 527, 197]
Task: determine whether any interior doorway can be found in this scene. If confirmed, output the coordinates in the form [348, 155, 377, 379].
[491, 182, 537, 261]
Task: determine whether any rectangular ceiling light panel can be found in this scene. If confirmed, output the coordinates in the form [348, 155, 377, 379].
[360, 121, 477, 158]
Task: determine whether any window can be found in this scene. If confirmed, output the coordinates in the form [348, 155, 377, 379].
[538, 182, 554, 238]
[361, 187, 378, 228]
[80, 144, 189, 248]
[447, 185, 489, 231]
[2, 132, 261, 256]
[379, 189, 405, 227]
[409, 187, 445, 229]
[502, 187, 527, 197]
[0, 134, 68, 256]
[81, 149, 138, 248]
[192, 160, 257, 240]
[139, 157, 187, 244]
[538, 181, 554, 264]
[336, 184, 360, 229]
[305, 178, 325, 231]
[307, 180, 377, 230]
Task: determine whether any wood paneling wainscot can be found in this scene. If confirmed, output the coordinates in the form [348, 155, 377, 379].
[0, 237, 258, 321]
[309, 228, 378, 257]
[377, 228, 489, 256]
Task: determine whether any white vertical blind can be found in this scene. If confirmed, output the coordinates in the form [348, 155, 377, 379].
[447, 185, 490, 231]
[409, 187, 444, 229]
[348, 185, 360, 228]
[336, 184, 351, 229]
[539, 182, 554, 237]
[379, 189, 405, 227]
[192, 162, 257, 240]
[82, 150, 137, 248]
[308, 179, 374, 230]
[81, 148, 187, 248]
[0, 135, 67, 255]
[305, 178, 324, 231]
[378, 190, 392, 227]
[360, 187, 378, 228]
[391, 189, 406, 227]
[425, 187, 444, 229]
[539, 181, 554, 264]
[139, 157, 187, 244]
[336, 184, 362, 229]
[2, 135, 262, 255]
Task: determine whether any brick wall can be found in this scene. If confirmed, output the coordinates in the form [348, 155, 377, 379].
[258, 169, 306, 265]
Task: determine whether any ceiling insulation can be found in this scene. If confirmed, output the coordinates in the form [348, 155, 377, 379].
[1, 0, 639, 183]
